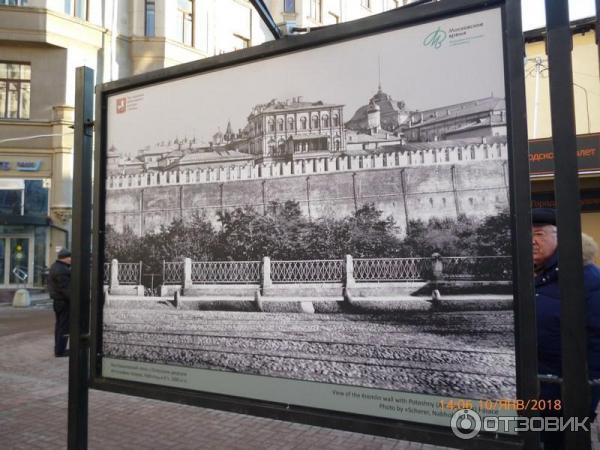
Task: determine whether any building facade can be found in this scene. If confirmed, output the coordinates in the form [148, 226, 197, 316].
[524, 18, 600, 261]
[246, 97, 345, 162]
[0, 0, 271, 290]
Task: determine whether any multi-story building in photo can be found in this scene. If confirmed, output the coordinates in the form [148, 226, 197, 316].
[0, 0, 271, 293]
[245, 97, 345, 162]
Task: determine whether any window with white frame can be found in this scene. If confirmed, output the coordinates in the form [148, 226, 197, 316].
[176, 0, 193, 46]
[145, 0, 155, 37]
[309, 0, 321, 22]
[283, 0, 295, 14]
[64, 0, 87, 20]
[0, 62, 30, 120]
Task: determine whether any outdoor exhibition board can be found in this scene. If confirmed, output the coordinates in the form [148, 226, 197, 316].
[90, 1, 534, 448]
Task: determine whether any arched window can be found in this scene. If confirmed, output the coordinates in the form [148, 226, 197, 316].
[268, 120, 275, 132]
[278, 118, 284, 131]
[457, 148, 463, 161]
[444, 148, 450, 161]
[288, 117, 294, 130]
[429, 198, 434, 207]
[442, 197, 447, 207]
[312, 115, 319, 129]
[433, 150, 438, 163]
[335, 139, 341, 152]
[268, 139, 276, 156]
[300, 117, 307, 130]
[484, 145, 489, 159]
[420, 150, 425, 164]
[470, 146, 476, 159]
[322, 115, 329, 128]
[333, 114, 339, 127]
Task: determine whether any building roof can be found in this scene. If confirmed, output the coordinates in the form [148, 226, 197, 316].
[346, 86, 408, 132]
[249, 98, 343, 117]
[409, 97, 505, 128]
[177, 150, 253, 165]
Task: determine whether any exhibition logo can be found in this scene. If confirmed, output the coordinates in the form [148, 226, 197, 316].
[423, 27, 447, 49]
[450, 409, 590, 440]
[116, 97, 127, 114]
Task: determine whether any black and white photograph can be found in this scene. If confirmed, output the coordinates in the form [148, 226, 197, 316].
[100, 6, 516, 425]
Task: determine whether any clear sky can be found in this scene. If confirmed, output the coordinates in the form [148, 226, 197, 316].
[108, 8, 506, 155]
[521, 0, 596, 30]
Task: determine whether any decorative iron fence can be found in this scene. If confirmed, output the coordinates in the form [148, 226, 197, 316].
[117, 262, 142, 285]
[103, 262, 110, 285]
[163, 261, 185, 284]
[439, 256, 512, 281]
[271, 259, 343, 283]
[191, 261, 261, 284]
[354, 257, 430, 282]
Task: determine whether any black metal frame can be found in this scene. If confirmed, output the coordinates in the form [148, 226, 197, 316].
[544, 1, 592, 449]
[69, 66, 94, 449]
[88, 1, 534, 448]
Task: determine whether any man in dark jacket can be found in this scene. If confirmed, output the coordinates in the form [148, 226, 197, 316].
[533, 208, 600, 449]
[47, 248, 71, 357]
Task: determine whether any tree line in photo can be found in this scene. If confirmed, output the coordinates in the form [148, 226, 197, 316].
[105, 201, 512, 280]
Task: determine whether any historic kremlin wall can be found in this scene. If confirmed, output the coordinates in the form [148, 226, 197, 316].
[105, 146, 510, 238]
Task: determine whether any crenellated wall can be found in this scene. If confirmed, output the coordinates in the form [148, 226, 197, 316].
[105, 143, 510, 238]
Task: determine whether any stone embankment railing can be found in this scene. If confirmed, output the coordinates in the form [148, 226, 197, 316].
[106, 142, 508, 190]
[105, 255, 512, 307]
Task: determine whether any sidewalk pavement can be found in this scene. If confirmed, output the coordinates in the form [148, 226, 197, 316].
[0, 306, 597, 450]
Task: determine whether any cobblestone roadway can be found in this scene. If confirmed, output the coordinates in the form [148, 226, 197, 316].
[0, 306, 598, 449]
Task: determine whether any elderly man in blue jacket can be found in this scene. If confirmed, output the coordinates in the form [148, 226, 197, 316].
[533, 208, 600, 449]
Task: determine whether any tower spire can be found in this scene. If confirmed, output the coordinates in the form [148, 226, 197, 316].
[378, 55, 382, 92]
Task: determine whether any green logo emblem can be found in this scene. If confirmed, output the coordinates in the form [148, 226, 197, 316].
[424, 27, 447, 49]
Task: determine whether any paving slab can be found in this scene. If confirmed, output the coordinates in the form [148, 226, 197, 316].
[0, 306, 598, 449]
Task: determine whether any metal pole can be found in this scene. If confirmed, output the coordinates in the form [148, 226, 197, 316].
[248, 0, 281, 40]
[544, 2, 591, 449]
[596, 0, 600, 74]
[68, 66, 94, 450]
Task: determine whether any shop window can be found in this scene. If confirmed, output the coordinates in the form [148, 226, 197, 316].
[145, 0, 155, 37]
[23, 180, 48, 216]
[0, 62, 30, 119]
[0, 186, 22, 215]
